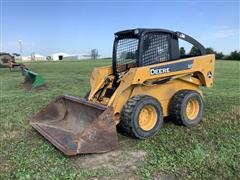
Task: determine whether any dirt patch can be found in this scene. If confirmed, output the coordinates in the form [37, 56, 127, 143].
[88, 173, 139, 180]
[21, 81, 47, 91]
[153, 171, 176, 180]
[0, 130, 18, 141]
[73, 137, 177, 179]
[230, 107, 240, 123]
[74, 149, 146, 173]
[73, 138, 146, 174]
[207, 106, 240, 124]
[0, 161, 7, 175]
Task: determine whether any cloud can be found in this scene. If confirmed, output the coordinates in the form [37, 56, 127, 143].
[205, 25, 229, 30]
[202, 28, 239, 40]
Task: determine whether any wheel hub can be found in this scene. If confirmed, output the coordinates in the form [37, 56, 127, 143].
[139, 105, 157, 131]
[186, 98, 200, 120]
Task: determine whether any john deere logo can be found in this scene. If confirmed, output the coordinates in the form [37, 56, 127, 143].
[207, 71, 213, 78]
[150, 60, 193, 76]
[150, 67, 170, 75]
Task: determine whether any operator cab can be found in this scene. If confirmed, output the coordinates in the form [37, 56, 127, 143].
[113, 28, 206, 77]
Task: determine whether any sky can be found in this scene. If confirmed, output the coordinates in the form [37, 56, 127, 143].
[0, 0, 239, 57]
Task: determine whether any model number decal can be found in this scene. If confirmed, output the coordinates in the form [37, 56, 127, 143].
[150, 60, 194, 76]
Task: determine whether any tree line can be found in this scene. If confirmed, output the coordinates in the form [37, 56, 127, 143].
[180, 47, 240, 60]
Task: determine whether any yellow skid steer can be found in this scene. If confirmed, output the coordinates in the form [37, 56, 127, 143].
[31, 29, 215, 155]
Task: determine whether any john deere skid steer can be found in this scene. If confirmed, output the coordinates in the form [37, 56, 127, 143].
[31, 29, 215, 155]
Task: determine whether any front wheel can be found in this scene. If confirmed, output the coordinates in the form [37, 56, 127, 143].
[169, 90, 203, 127]
[119, 95, 163, 139]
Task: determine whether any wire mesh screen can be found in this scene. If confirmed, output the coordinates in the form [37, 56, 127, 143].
[142, 33, 170, 66]
[116, 38, 139, 73]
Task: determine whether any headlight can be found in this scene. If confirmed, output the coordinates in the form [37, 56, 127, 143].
[134, 29, 139, 35]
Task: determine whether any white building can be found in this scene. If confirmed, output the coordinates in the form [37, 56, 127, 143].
[22, 53, 46, 62]
[51, 52, 70, 61]
[77, 53, 92, 60]
[50, 52, 92, 61]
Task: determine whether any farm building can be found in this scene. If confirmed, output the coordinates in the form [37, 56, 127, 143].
[22, 54, 46, 62]
[51, 52, 70, 61]
[77, 53, 92, 60]
[50, 52, 92, 61]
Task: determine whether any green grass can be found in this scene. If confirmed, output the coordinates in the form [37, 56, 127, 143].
[1, 60, 239, 179]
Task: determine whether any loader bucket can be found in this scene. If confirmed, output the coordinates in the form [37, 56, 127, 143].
[22, 69, 46, 90]
[30, 95, 118, 155]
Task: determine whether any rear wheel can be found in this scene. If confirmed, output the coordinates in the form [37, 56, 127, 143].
[169, 90, 203, 127]
[120, 95, 163, 139]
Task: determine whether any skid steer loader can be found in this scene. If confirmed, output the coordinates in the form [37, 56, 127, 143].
[31, 29, 215, 155]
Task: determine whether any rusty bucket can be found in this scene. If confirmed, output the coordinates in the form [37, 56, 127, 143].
[31, 95, 118, 155]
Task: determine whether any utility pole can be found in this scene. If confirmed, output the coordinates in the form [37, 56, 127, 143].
[18, 40, 22, 60]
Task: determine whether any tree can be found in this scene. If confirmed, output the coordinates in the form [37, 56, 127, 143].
[31, 53, 36, 61]
[205, 47, 215, 54]
[180, 47, 186, 56]
[189, 46, 201, 55]
[228, 50, 240, 60]
[126, 52, 136, 59]
[215, 52, 224, 60]
[91, 49, 99, 60]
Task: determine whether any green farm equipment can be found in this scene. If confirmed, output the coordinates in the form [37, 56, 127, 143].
[0, 52, 46, 90]
[0, 52, 21, 70]
[20, 65, 46, 90]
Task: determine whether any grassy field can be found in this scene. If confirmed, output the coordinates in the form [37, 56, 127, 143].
[0, 60, 239, 179]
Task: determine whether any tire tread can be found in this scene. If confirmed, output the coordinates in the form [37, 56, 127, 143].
[169, 90, 203, 127]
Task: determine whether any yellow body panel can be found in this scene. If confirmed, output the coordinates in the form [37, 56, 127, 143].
[130, 79, 200, 116]
[89, 54, 215, 124]
[131, 55, 215, 87]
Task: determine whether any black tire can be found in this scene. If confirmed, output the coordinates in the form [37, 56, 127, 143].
[119, 95, 163, 139]
[169, 90, 203, 127]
